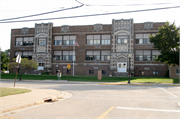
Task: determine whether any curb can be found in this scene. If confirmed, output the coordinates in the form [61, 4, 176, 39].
[100, 83, 180, 86]
[0, 92, 63, 114]
[1, 79, 180, 86]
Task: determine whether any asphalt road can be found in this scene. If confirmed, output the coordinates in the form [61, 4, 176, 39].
[1, 81, 180, 119]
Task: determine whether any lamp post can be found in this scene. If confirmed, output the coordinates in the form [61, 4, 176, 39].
[128, 54, 131, 84]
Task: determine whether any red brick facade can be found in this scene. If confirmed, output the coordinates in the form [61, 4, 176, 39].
[10, 20, 171, 77]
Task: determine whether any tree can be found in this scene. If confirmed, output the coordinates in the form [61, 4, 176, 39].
[9, 58, 38, 74]
[149, 22, 179, 66]
[1, 51, 9, 71]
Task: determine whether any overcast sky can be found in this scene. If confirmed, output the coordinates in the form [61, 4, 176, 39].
[0, 0, 180, 51]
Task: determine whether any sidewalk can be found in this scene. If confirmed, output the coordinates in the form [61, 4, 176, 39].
[0, 87, 72, 114]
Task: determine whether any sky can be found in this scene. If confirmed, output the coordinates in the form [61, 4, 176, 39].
[0, 0, 180, 51]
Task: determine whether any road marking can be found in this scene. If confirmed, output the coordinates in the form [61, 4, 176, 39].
[116, 107, 180, 112]
[157, 87, 178, 98]
[95, 106, 114, 119]
[74, 96, 178, 102]
[89, 94, 177, 98]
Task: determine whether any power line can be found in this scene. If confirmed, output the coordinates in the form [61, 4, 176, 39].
[0, 5, 180, 23]
[86, 2, 179, 6]
[0, 0, 84, 22]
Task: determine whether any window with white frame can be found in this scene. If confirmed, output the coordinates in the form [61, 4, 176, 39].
[102, 35, 111, 45]
[54, 35, 76, 46]
[135, 34, 151, 44]
[86, 51, 100, 61]
[54, 36, 62, 45]
[86, 50, 110, 61]
[87, 34, 111, 45]
[15, 51, 33, 59]
[38, 38, 46, 45]
[135, 50, 160, 61]
[152, 50, 160, 61]
[53, 51, 75, 61]
[101, 50, 110, 61]
[16, 37, 33, 46]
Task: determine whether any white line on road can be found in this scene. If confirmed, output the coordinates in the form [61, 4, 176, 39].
[88, 94, 177, 99]
[74, 96, 178, 102]
[116, 107, 180, 112]
[157, 87, 178, 98]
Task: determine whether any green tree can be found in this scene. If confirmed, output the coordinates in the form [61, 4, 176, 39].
[1, 51, 9, 71]
[149, 22, 179, 66]
[9, 58, 38, 74]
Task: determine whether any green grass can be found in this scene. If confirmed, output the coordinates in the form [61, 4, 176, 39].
[1, 73, 179, 83]
[0, 87, 31, 97]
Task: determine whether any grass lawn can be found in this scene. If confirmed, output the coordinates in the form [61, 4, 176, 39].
[0, 87, 31, 97]
[1, 73, 179, 83]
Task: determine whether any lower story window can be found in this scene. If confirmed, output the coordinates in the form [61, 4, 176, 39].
[153, 71, 158, 75]
[102, 70, 106, 74]
[89, 70, 94, 74]
[176, 69, 179, 74]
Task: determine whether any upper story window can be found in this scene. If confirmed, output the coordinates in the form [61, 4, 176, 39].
[87, 34, 111, 45]
[16, 37, 33, 46]
[117, 39, 127, 44]
[54, 36, 62, 45]
[135, 34, 150, 44]
[38, 38, 46, 45]
[54, 35, 76, 46]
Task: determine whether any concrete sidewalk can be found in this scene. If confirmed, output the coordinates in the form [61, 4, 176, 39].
[0, 87, 72, 114]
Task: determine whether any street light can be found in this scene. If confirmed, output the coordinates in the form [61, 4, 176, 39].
[128, 54, 131, 84]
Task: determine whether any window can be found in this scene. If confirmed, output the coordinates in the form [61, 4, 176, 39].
[135, 50, 160, 61]
[16, 37, 33, 46]
[38, 38, 46, 45]
[176, 69, 179, 75]
[63, 36, 75, 45]
[87, 34, 111, 45]
[153, 71, 158, 75]
[135, 34, 151, 44]
[53, 51, 75, 61]
[135, 50, 143, 61]
[54, 35, 76, 46]
[117, 39, 127, 44]
[101, 51, 110, 61]
[102, 35, 111, 45]
[54, 36, 62, 45]
[102, 70, 106, 74]
[53, 51, 62, 60]
[86, 50, 110, 61]
[152, 50, 160, 61]
[89, 70, 94, 74]
[86, 51, 100, 61]
[15, 51, 33, 59]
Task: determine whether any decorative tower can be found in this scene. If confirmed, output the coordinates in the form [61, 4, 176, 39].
[32, 23, 53, 73]
[110, 19, 134, 77]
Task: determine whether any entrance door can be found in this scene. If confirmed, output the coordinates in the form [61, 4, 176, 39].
[117, 62, 127, 72]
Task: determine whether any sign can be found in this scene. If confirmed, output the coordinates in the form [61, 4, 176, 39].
[16, 54, 21, 63]
[67, 64, 71, 70]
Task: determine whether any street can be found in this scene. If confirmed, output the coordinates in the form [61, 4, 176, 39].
[0, 81, 180, 119]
